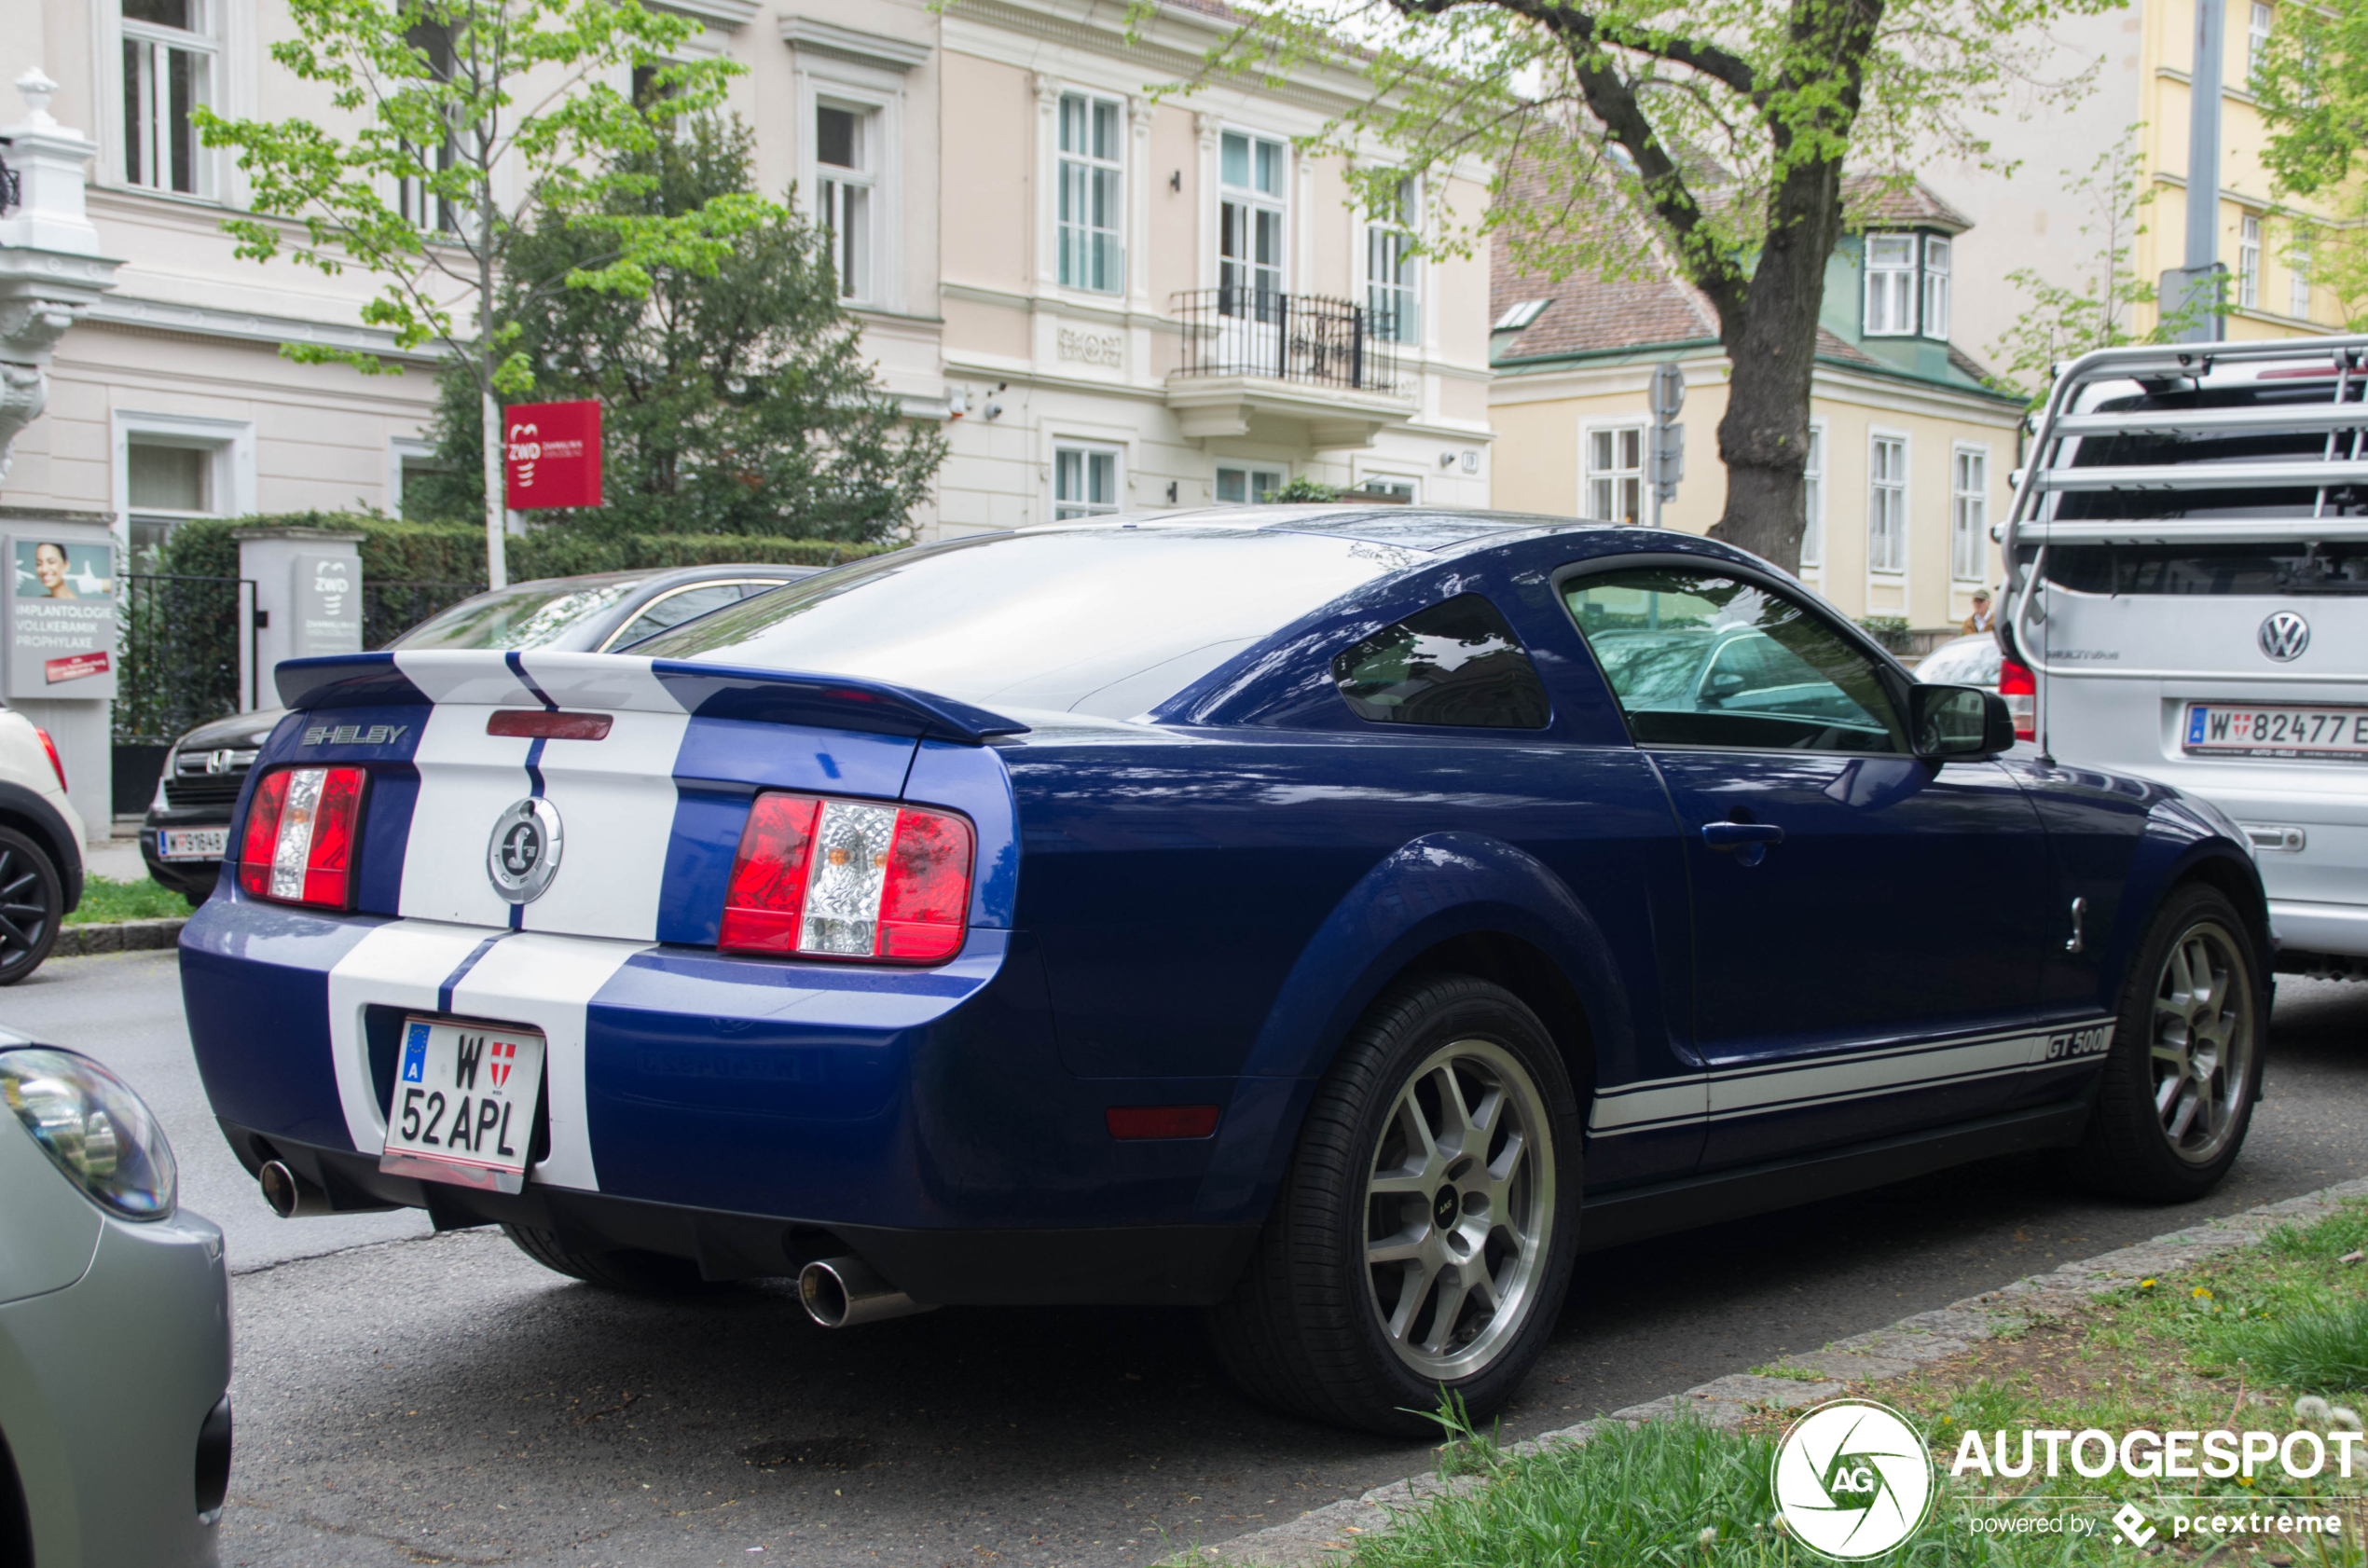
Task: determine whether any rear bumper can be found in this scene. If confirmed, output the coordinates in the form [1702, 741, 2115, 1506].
[216, 1123, 1257, 1305]
[180, 892, 1292, 1300]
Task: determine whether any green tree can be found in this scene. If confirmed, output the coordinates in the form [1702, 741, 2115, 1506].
[408, 116, 945, 542]
[1184, 0, 2115, 571]
[195, 0, 760, 585]
[2253, 0, 2368, 327]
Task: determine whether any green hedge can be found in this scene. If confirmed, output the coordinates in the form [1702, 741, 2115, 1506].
[155, 512, 896, 585]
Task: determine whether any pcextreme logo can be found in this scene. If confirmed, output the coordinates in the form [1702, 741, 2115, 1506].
[1772, 1398, 1936, 1561]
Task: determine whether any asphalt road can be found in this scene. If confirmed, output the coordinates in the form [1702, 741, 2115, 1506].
[11, 950, 2365, 1568]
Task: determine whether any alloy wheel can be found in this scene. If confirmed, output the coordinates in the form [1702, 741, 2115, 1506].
[2149, 920, 2254, 1166]
[1363, 1037, 1556, 1381]
[0, 846, 49, 958]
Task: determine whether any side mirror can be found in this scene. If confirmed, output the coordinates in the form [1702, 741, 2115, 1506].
[1909, 684, 2002, 759]
[1703, 670, 1745, 705]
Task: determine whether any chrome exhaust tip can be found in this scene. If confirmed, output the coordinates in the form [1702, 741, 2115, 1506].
[797, 1256, 936, 1328]
[257, 1160, 335, 1218]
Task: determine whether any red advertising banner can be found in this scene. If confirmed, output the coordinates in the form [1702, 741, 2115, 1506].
[503, 400, 602, 510]
[43, 651, 109, 684]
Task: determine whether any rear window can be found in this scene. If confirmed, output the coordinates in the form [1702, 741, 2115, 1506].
[392, 579, 644, 651]
[2040, 541, 2368, 596]
[631, 527, 1407, 718]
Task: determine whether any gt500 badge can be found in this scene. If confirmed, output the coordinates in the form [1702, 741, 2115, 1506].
[487, 798, 563, 903]
[2044, 1025, 2112, 1061]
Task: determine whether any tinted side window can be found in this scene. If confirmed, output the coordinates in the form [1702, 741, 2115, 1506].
[1333, 594, 1550, 730]
[1563, 569, 1905, 753]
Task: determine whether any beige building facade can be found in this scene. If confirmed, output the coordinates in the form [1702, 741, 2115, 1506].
[1942, 0, 2347, 364]
[1, 0, 1494, 543]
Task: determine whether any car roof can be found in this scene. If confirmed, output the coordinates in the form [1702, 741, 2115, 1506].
[1015, 505, 1635, 555]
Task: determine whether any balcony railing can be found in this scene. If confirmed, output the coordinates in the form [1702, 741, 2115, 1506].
[1172, 289, 1403, 394]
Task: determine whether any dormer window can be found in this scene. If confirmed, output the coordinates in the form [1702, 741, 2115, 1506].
[1864, 232, 1951, 339]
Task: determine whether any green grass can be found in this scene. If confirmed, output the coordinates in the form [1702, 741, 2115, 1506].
[1339, 1203, 2368, 1568]
[66, 874, 194, 925]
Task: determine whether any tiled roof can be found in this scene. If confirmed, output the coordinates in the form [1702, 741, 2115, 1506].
[1843, 175, 1975, 234]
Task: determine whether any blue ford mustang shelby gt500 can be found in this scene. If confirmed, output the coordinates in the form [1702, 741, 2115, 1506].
[182, 508, 2269, 1435]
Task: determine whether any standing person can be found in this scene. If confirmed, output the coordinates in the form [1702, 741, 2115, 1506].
[1961, 588, 1994, 635]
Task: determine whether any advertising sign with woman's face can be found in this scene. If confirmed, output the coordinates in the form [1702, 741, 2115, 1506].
[13, 541, 114, 601]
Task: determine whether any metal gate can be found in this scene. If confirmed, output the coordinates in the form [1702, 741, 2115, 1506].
[115, 572, 260, 743]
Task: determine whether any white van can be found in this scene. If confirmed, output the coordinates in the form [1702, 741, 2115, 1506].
[2001, 337, 2368, 980]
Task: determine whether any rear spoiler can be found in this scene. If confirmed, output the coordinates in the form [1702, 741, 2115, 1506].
[275, 652, 1031, 746]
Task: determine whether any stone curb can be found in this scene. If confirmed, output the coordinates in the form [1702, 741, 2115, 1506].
[52, 917, 185, 957]
[1194, 1176, 2368, 1565]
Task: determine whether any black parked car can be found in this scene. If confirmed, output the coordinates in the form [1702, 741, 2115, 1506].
[142, 563, 819, 900]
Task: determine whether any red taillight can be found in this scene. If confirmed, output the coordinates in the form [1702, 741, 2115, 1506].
[718, 792, 974, 964]
[32, 728, 63, 792]
[1998, 657, 2038, 742]
[237, 765, 368, 909]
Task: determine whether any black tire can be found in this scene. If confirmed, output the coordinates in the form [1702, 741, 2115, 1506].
[2069, 884, 2267, 1202]
[1204, 974, 1582, 1437]
[0, 829, 62, 986]
[501, 1222, 723, 1296]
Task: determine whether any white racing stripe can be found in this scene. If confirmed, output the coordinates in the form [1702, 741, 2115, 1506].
[515, 657, 691, 942]
[324, 920, 514, 1152]
[396, 702, 539, 928]
[392, 650, 547, 708]
[446, 932, 651, 1191]
[1589, 1018, 2117, 1136]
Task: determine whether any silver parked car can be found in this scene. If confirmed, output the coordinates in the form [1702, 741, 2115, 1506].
[0, 1035, 229, 1566]
[2002, 336, 2368, 981]
[1913, 632, 2003, 691]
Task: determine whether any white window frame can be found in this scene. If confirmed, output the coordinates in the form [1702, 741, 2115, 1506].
[389, 435, 442, 518]
[1581, 420, 1648, 527]
[2292, 228, 2315, 320]
[1214, 463, 1287, 505]
[1950, 444, 1989, 583]
[1921, 236, 1951, 341]
[1054, 89, 1125, 296]
[111, 410, 255, 567]
[1218, 128, 1289, 314]
[2250, 0, 2273, 82]
[1351, 464, 1421, 503]
[1052, 440, 1125, 520]
[1864, 234, 1917, 337]
[1800, 420, 1827, 572]
[2239, 213, 2263, 309]
[1867, 429, 1908, 578]
[114, 0, 221, 199]
[1364, 175, 1421, 348]
[795, 62, 903, 313]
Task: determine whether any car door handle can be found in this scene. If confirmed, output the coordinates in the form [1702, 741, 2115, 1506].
[1700, 822, 1785, 850]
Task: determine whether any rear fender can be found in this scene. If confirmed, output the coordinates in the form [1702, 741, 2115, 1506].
[1194, 832, 1628, 1223]
[1235, 831, 1630, 1091]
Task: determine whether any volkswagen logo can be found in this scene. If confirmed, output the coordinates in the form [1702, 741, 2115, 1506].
[2259, 611, 2311, 662]
[487, 798, 563, 903]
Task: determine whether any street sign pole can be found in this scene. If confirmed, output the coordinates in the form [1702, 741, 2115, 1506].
[1648, 363, 1687, 528]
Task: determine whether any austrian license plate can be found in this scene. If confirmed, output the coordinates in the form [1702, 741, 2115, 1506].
[2183, 703, 2368, 763]
[158, 827, 228, 860]
[379, 1017, 545, 1194]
